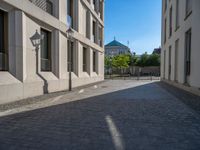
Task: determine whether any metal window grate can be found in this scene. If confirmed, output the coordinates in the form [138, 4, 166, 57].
[29, 0, 53, 15]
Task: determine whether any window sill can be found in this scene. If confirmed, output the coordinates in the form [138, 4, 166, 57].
[41, 71, 52, 72]
[184, 11, 192, 21]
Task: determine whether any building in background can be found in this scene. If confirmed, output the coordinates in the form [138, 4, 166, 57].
[0, 0, 104, 104]
[153, 47, 161, 55]
[105, 39, 131, 57]
[161, 0, 200, 95]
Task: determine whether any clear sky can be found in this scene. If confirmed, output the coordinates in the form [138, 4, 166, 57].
[104, 0, 162, 55]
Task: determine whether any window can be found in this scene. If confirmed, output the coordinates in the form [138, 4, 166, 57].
[164, 18, 167, 43]
[175, 0, 180, 29]
[164, 50, 166, 79]
[83, 47, 87, 72]
[175, 39, 179, 81]
[185, 29, 192, 76]
[98, 26, 102, 47]
[164, 0, 167, 12]
[67, 0, 73, 28]
[93, 51, 96, 72]
[92, 21, 96, 43]
[169, 6, 172, 37]
[41, 29, 51, 71]
[0, 9, 8, 71]
[186, 0, 192, 17]
[168, 46, 171, 80]
[67, 40, 74, 72]
[92, 0, 96, 10]
[99, 1, 103, 20]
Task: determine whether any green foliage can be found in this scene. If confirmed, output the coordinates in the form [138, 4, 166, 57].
[112, 54, 130, 69]
[104, 52, 160, 69]
[136, 53, 160, 67]
[147, 53, 160, 66]
[104, 56, 111, 69]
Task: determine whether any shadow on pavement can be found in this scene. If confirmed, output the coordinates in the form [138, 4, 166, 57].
[158, 82, 200, 114]
[0, 82, 200, 150]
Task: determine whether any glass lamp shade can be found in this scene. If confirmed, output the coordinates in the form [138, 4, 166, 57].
[30, 30, 44, 48]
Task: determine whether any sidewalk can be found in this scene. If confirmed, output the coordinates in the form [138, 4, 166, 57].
[0, 80, 156, 117]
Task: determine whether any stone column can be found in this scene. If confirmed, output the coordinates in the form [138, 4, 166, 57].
[75, 41, 81, 77]
[58, 0, 67, 24]
[9, 10, 26, 82]
[52, 30, 61, 78]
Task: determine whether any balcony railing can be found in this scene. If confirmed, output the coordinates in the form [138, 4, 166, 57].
[29, 0, 53, 15]
[0, 52, 8, 71]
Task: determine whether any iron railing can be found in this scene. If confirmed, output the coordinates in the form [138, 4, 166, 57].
[29, 0, 53, 15]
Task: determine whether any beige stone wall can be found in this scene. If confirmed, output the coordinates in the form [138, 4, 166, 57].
[161, 0, 200, 89]
[0, 0, 104, 104]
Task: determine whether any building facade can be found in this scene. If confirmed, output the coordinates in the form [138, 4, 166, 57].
[0, 0, 104, 104]
[161, 0, 200, 95]
[105, 39, 130, 57]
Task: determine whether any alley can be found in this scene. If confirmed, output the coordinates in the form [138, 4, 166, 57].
[0, 80, 200, 150]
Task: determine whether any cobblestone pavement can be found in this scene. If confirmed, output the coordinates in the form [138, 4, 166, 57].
[0, 80, 200, 150]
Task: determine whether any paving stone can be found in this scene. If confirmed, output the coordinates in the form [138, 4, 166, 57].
[0, 80, 200, 150]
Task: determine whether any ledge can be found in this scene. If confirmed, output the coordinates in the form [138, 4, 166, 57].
[0, 72, 21, 85]
[162, 79, 200, 97]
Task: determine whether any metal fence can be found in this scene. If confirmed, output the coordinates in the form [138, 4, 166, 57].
[105, 66, 160, 81]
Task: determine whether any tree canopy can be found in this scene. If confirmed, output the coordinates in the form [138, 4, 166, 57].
[112, 54, 130, 69]
[105, 52, 160, 69]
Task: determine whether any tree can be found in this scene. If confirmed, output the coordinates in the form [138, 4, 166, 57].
[112, 54, 130, 75]
[135, 53, 160, 67]
[137, 53, 149, 67]
[147, 53, 160, 66]
[105, 56, 111, 69]
[130, 53, 140, 66]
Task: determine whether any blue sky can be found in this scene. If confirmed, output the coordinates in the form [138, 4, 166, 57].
[104, 0, 162, 55]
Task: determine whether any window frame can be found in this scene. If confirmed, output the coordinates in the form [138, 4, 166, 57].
[168, 46, 172, 80]
[83, 47, 87, 72]
[169, 6, 173, 38]
[175, 0, 180, 31]
[0, 9, 8, 71]
[67, 40, 74, 72]
[93, 51, 96, 72]
[185, 29, 192, 76]
[40, 28, 52, 72]
[67, 0, 74, 28]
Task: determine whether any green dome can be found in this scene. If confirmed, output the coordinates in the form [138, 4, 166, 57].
[105, 40, 128, 48]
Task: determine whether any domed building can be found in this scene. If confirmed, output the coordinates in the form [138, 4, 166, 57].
[105, 39, 131, 57]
